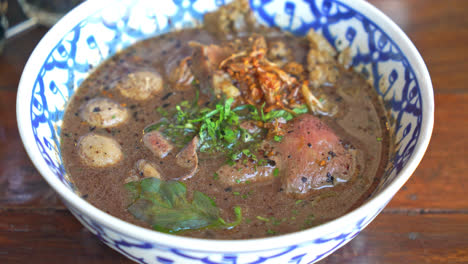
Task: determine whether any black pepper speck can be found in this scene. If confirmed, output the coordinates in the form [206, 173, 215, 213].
[326, 172, 334, 184]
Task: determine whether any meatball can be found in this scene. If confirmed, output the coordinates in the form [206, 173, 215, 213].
[124, 159, 161, 184]
[79, 97, 128, 128]
[77, 133, 123, 167]
[135, 159, 161, 179]
[116, 71, 163, 101]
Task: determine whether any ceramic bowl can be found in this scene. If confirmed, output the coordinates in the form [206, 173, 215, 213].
[16, 0, 433, 263]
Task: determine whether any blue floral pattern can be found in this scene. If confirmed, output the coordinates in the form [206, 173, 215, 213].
[67, 199, 387, 264]
[27, 0, 423, 263]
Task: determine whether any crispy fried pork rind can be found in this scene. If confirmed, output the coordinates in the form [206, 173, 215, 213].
[185, 4, 355, 117]
[204, 0, 260, 39]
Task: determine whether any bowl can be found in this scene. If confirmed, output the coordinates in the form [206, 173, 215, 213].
[16, 0, 434, 263]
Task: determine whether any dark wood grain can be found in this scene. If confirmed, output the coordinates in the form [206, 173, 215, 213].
[0, 0, 467, 263]
[1, 211, 467, 264]
[0, 210, 128, 263]
[320, 213, 468, 264]
[0, 26, 48, 90]
[0, 90, 63, 209]
[370, 0, 468, 94]
[385, 94, 468, 210]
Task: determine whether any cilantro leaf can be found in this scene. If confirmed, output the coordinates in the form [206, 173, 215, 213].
[147, 97, 307, 162]
[274, 135, 284, 142]
[249, 104, 308, 123]
[273, 168, 280, 177]
[126, 178, 242, 233]
[292, 104, 309, 115]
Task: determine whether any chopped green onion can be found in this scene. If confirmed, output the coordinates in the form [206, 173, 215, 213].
[273, 168, 279, 177]
[274, 135, 284, 142]
[256, 216, 270, 222]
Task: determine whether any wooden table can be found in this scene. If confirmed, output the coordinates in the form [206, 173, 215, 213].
[1, 0, 467, 263]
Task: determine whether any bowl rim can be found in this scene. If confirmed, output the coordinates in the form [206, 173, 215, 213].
[16, 0, 434, 253]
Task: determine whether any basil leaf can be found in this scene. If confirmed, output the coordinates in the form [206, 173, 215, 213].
[263, 110, 293, 122]
[223, 127, 237, 143]
[126, 178, 242, 233]
[260, 104, 308, 123]
[292, 104, 308, 115]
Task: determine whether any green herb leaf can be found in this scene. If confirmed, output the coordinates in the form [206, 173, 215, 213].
[241, 129, 254, 142]
[156, 106, 169, 117]
[151, 99, 306, 162]
[144, 121, 167, 133]
[126, 178, 242, 233]
[256, 216, 270, 222]
[292, 104, 309, 115]
[252, 104, 308, 123]
[274, 135, 284, 142]
[223, 127, 238, 143]
[273, 168, 280, 177]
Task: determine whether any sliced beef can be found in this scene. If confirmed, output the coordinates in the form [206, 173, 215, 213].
[189, 42, 232, 94]
[275, 114, 357, 198]
[176, 136, 199, 180]
[168, 56, 194, 91]
[142, 131, 174, 159]
[216, 159, 276, 186]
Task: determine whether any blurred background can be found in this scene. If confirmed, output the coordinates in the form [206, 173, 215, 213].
[0, 0, 83, 54]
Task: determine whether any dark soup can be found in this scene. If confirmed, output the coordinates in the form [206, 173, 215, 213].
[61, 0, 392, 239]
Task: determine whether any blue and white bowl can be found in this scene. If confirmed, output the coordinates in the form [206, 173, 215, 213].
[16, 0, 434, 263]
